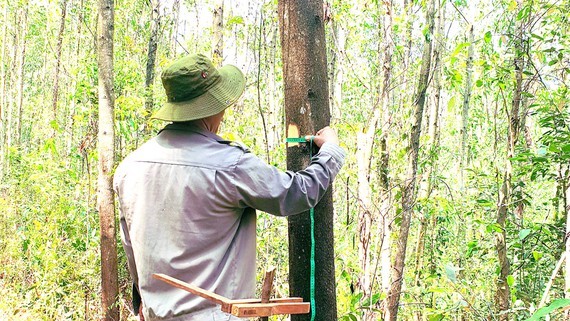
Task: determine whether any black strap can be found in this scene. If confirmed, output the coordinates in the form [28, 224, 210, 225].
[132, 282, 142, 316]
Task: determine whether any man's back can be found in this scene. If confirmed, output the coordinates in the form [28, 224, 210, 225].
[115, 124, 256, 320]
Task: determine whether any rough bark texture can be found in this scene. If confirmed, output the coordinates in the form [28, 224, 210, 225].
[460, 24, 475, 186]
[495, 1, 525, 318]
[0, 5, 9, 180]
[378, 0, 394, 295]
[212, 0, 224, 66]
[16, 6, 28, 145]
[144, 0, 161, 113]
[414, 0, 446, 289]
[563, 166, 570, 321]
[278, 1, 337, 320]
[384, 0, 434, 319]
[51, 0, 68, 126]
[356, 130, 373, 297]
[97, 0, 118, 319]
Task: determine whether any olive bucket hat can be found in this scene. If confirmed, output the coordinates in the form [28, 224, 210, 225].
[151, 54, 246, 122]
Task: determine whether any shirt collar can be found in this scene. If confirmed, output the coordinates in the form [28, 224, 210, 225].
[159, 123, 224, 142]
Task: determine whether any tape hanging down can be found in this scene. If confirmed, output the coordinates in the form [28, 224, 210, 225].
[285, 135, 316, 321]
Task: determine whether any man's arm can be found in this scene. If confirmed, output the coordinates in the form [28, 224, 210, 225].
[229, 127, 346, 216]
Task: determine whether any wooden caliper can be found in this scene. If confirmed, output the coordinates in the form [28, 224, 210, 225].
[153, 268, 310, 318]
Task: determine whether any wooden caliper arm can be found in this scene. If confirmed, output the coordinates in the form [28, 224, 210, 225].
[152, 273, 310, 317]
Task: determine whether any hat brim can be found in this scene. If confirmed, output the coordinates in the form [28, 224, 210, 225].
[151, 64, 246, 122]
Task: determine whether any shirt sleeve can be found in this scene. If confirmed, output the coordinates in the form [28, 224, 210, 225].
[230, 142, 346, 216]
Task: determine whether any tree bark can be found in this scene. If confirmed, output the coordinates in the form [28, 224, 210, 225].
[413, 0, 446, 289]
[212, 0, 224, 66]
[0, 4, 9, 179]
[494, 1, 525, 319]
[144, 0, 161, 114]
[378, 0, 394, 297]
[170, 0, 180, 56]
[97, 0, 118, 319]
[329, 20, 345, 120]
[279, 1, 337, 320]
[384, 0, 435, 319]
[460, 24, 475, 187]
[16, 5, 28, 145]
[51, 0, 68, 130]
[562, 166, 570, 312]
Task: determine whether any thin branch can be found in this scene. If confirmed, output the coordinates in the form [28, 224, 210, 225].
[538, 252, 566, 308]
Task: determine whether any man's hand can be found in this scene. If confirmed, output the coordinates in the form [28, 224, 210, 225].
[307, 126, 339, 147]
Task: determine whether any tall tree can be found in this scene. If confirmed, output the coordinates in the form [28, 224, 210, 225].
[278, 1, 337, 320]
[378, 0, 394, 297]
[384, 0, 435, 319]
[144, 0, 161, 114]
[15, 5, 28, 145]
[413, 0, 446, 290]
[51, 0, 68, 130]
[460, 24, 475, 187]
[97, 0, 118, 319]
[494, 1, 527, 318]
[212, 0, 224, 66]
[0, 4, 9, 179]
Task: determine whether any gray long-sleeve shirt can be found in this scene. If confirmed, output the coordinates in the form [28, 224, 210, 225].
[113, 123, 346, 321]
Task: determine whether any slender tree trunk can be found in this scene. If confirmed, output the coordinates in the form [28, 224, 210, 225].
[144, 0, 161, 114]
[256, 8, 270, 162]
[5, 9, 18, 171]
[356, 0, 397, 304]
[329, 20, 345, 120]
[279, 1, 337, 320]
[460, 24, 475, 187]
[212, 0, 224, 66]
[0, 4, 9, 179]
[51, 0, 68, 130]
[170, 0, 180, 56]
[267, 25, 279, 153]
[413, 0, 446, 289]
[97, 0, 118, 319]
[356, 131, 373, 298]
[16, 6, 28, 145]
[495, 2, 525, 319]
[385, 0, 435, 319]
[561, 166, 570, 310]
[377, 0, 394, 303]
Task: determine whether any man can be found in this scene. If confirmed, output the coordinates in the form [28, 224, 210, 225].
[114, 54, 346, 321]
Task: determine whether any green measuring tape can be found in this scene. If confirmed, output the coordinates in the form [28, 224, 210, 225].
[285, 137, 312, 143]
[286, 136, 316, 321]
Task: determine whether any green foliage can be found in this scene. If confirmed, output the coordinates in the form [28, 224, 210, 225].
[0, 0, 569, 319]
[526, 299, 570, 321]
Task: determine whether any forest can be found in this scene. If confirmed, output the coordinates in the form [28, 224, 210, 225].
[0, 0, 569, 320]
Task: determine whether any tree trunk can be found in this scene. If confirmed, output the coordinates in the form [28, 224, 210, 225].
[212, 0, 224, 66]
[495, 1, 525, 318]
[329, 20, 345, 120]
[5, 8, 18, 174]
[413, 0, 446, 290]
[51, 0, 68, 130]
[378, 0, 394, 297]
[561, 166, 570, 312]
[460, 24, 475, 187]
[170, 0, 180, 56]
[384, 0, 435, 319]
[144, 0, 161, 114]
[97, 0, 118, 319]
[0, 5, 9, 179]
[16, 5, 28, 145]
[256, 8, 270, 162]
[279, 1, 337, 320]
[356, 131, 373, 298]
